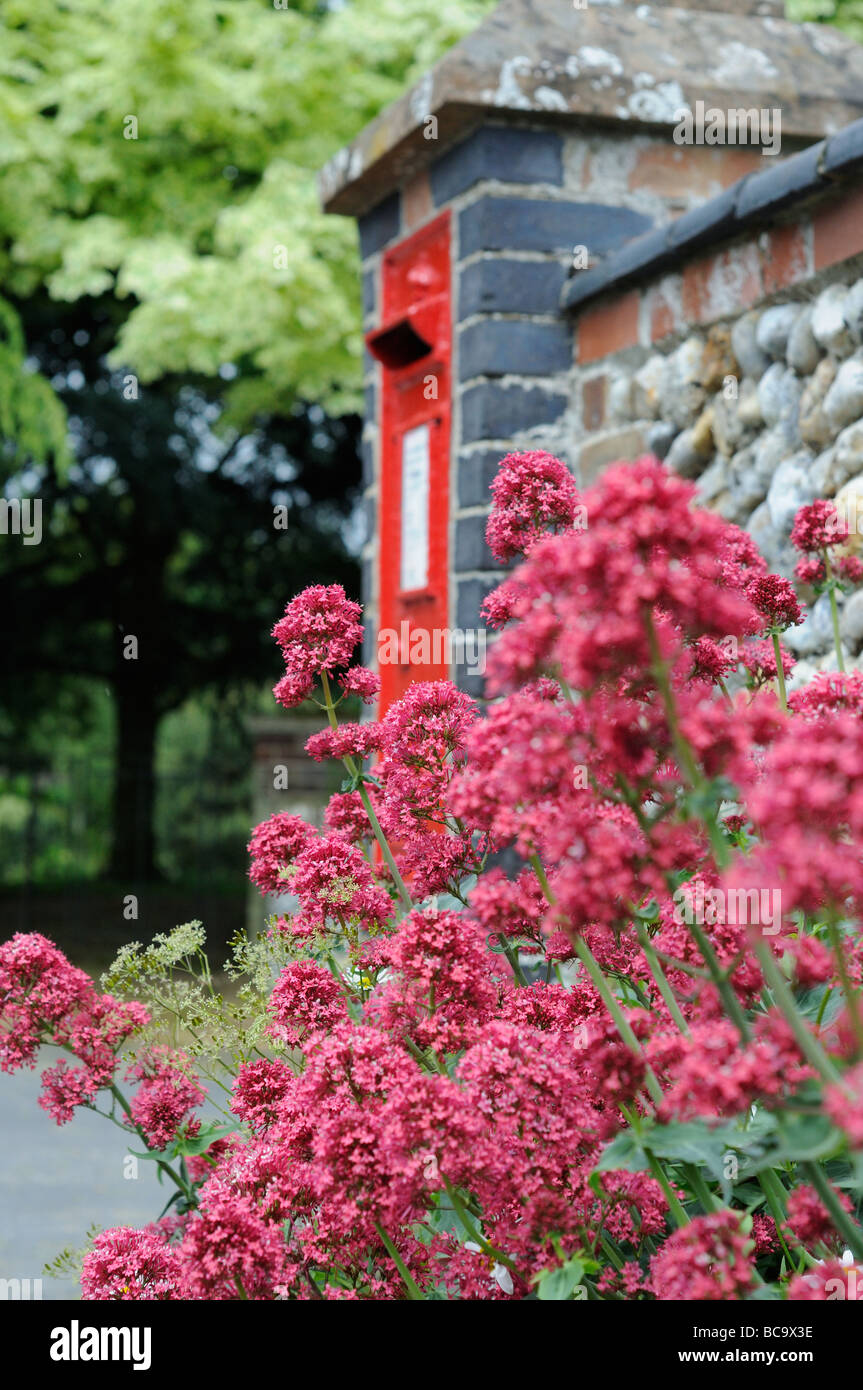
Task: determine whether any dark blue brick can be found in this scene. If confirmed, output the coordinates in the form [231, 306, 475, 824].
[358, 194, 400, 259]
[459, 196, 652, 258]
[456, 575, 500, 628]
[460, 382, 567, 444]
[458, 449, 504, 508]
[431, 126, 563, 205]
[459, 319, 572, 380]
[459, 258, 567, 318]
[362, 268, 376, 319]
[455, 514, 492, 572]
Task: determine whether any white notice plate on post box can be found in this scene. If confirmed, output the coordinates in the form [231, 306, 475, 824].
[400, 423, 430, 591]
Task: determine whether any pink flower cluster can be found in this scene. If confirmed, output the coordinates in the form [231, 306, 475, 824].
[12, 451, 863, 1303]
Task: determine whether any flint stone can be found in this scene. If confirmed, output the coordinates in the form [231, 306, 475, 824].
[843, 279, 863, 347]
[766, 447, 818, 533]
[840, 588, 863, 649]
[812, 283, 855, 356]
[731, 312, 770, 379]
[632, 355, 665, 420]
[798, 356, 838, 447]
[756, 304, 801, 360]
[786, 305, 821, 375]
[824, 351, 863, 430]
[659, 337, 706, 429]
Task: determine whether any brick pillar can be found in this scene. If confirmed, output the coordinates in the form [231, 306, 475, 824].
[321, 0, 863, 706]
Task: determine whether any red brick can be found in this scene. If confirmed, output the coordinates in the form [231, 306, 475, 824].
[761, 223, 808, 296]
[646, 279, 683, 343]
[813, 188, 863, 272]
[628, 143, 765, 201]
[577, 291, 640, 365]
[682, 244, 763, 325]
[402, 171, 433, 232]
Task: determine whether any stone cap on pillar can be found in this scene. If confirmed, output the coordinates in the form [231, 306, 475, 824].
[319, 0, 863, 217]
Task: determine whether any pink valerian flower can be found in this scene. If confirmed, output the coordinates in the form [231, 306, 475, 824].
[447, 690, 584, 856]
[651, 1011, 813, 1121]
[180, 1186, 288, 1299]
[717, 525, 768, 590]
[729, 710, 863, 918]
[454, 1022, 607, 1257]
[825, 1064, 863, 1148]
[338, 665, 380, 702]
[0, 932, 98, 1072]
[469, 867, 546, 944]
[795, 555, 826, 585]
[745, 572, 803, 631]
[480, 576, 521, 630]
[485, 457, 763, 698]
[247, 812, 312, 895]
[81, 1227, 184, 1300]
[377, 681, 478, 839]
[323, 790, 372, 843]
[285, 832, 393, 938]
[789, 670, 863, 719]
[787, 1258, 863, 1300]
[785, 934, 835, 989]
[271, 584, 363, 708]
[231, 1058, 296, 1132]
[791, 499, 848, 553]
[500, 978, 603, 1033]
[740, 637, 795, 686]
[650, 1211, 755, 1300]
[589, 1171, 672, 1245]
[367, 908, 500, 1054]
[785, 1183, 855, 1251]
[795, 551, 863, 586]
[126, 1048, 206, 1150]
[751, 1214, 779, 1257]
[485, 450, 583, 564]
[687, 635, 738, 684]
[305, 722, 384, 763]
[268, 960, 349, 1047]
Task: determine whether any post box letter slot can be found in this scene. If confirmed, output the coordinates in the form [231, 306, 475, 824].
[400, 423, 430, 592]
[367, 318, 432, 369]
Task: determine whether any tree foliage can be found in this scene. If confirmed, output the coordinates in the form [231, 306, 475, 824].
[0, 0, 492, 442]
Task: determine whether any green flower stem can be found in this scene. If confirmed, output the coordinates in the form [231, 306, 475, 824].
[572, 935, 665, 1110]
[771, 632, 788, 712]
[823, 551, 846, 674]
[688, 919, 751, 1043]
[757, 1169, 804, 1270]
[682, 1162, 720, 1214]
[528, 853, 666, 1109]
[801, 1161, 863, 1262]
[443, 1179, 518, 1273]
[374, 1223, 426, 1300]
[643, 1149, 689, 1230]
[753, 937, 841, 1084]
[108, 1083, 189, 1198]
[319, 670, 412, 912]
[644, 609, 701, 790]
[635, 926, 690, 1035]
[497, 932, 529, 988]
[826, 917, 863, 1057]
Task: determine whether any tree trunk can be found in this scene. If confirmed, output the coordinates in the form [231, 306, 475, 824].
[107, 674, 160, 882]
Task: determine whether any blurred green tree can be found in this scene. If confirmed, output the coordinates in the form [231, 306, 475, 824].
[0, 0, 492, 441]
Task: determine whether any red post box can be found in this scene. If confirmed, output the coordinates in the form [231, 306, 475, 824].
[365, 211, 452, 715]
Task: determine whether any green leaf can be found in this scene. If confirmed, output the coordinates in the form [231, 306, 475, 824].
[534, 1257, 586, 1301]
